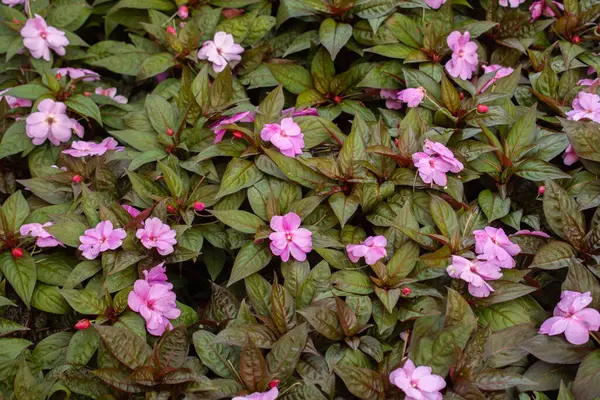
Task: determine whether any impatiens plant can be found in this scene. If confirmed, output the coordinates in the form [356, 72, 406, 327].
[0, 0, 599, 399]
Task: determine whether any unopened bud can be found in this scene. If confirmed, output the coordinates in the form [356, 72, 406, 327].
[177, 5, 189, 19]
[477, 104, 489, 113]
[167, 205, 177, 213]
[268, 379, 280, 389]
[333, 95, 342, 103]
[538, 186, 545, 195]
[193, 202, 205, 211]
[74, 319, 91, 330]
[166, 128, 174, 136]
[72, 175, 82, 183]
[232, 131, 243, 139]
[401, 287, 411, 296]
[56, 73, 62, 80]
[459, 92, 465, 100]
[573, 35, 581, 44]
[83, 91, 91, 97]
[166, 26, 176, 35]
[12, 248, 23, 258]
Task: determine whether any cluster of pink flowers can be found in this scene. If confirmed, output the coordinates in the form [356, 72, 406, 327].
[25, 99, 83, 146]
[412, 140, 463, 187]
[389, 359, 446, 400]
[95, 87, 128, 104]
[20, 222, 63, 247]
[78, 220, 127, 260]
[197, 31, 244, 73]
[21, 15, 69, 61]
[479, 64, 514, 93]
[233, 380, 280, 400]
[445, 31, 478, 80]
[63, 138, 124, 158]
[566, 91, 600, 123]
[530, 0, 563, 21]
[128, 263, 181, 336]
[269, 212, 312, 262]
[136, 217, 177, 255]
[347, 236, 387, 265]
[539, 291, 600, 345]
[261, 118, 305, 157]
[56, 68, 100, 81]
[0, 88, 32, 109]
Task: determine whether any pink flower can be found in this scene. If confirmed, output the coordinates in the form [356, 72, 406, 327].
[260, 118, 305, 157]
[380, 89, 403, 110]
[479, 64, 514, 93]
[566, 92, 600, 123]
[347, 236, 387, 265]
[389, 359, 446, 400]
[563, 144, 579, 166]
[95, 87, 128, 104]
[282, 107, 319, 117]
[530, 0, 563, 20]
[578, 77, 600, 86]
[539, 291, 600, 345]
[412, 153, 453, 186]
[128, 280, 180, 336]
[20, 15, 69, 61]
[143, 262, 169, 286]
[96, 137, 124, 154]
[122, 204, 141, 218]
[2, 0, 25, 7]
[62, 138, 123, 157]
[473, 227, 521, 269]
[78, 220, 127, 260]
[499, 0, 525, 7]
[197, 31, 244, 73]
[424, 0, 447, 8]
[398, 87, 425, 107]
[511, 230, 551, 238]
[19, 222, 63, 248]
[136, 217, 177, 255]
[446, 256, 502, 297]
[232, 383, 279, 400]
[177, 5, 189, 19]
[0, 88, 32, 109]
[422, 140, 463, 173]
[26, 99, 73, 146]
[445, 31, 478, 80]
[56, 68, 100, 81]
[211, 111, 255, 143]
[70, 118, 84, 138]
[269, 212, 312, 262]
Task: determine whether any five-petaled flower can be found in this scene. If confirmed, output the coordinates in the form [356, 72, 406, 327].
[398, 87, 426, 107]
[232, 380, 279, 400]
[197, 31, 244, 73]
[21, 15, 69, 61]
[389, 359, 446, 400]
[412, 140, 463, 187]
[269, 212, 312, 262]
[445, 31, 478, 80]
[136, 217, 177, 255]
[473, 227, 521, 269]
[128, 278, 181, 336]
[261, 118, 305, 157]
[78, 220, 126, 260]
[347, 236, 387, 265]
[20, 222, 63, 248]
[539, 291, 600, 345]
[446, 255, 502, 297]
[0, 88, 32, 109]
[95, 87, 128, 104]
[26, 99, 74, 146]
[566, 91, 600, 123]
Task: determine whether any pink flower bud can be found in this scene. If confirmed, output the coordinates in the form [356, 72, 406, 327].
[477, 104, 489, 113]
[193, 202, 205, 211]
[12, 248, 23, 258]
[167, 205, 177, 214]
[166, 128, 174, 136]
[166, 26, 176, 35]
[401, 287, 411, 296]
[538, 186, 545, 195]
[268, 379, 280, 389]
[177, 5, 189, 19]
[72, 175, 82, 183]
[74, 319, 91, 330]
[83, 91, 91, 97]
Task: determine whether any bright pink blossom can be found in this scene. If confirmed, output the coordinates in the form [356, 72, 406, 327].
[566, 92, 600, 123]
[26, 99, 73, 145]
[422, 140, 463, 172]
[143, 262, 169, 286]
[0, 88, 32, 109]
[269, 212, 312, 262]
[412, 153, 452, 186]
[232, 386, 279, 400]
[389, 359, 446, 400]
[424, 0, 446, 9]
[211, 111, 255, 143]
[398, 87, 425, 107]
[347, 236, 387, 265]
[136, 217, 177, 255]
[446, 255, 502, 297]
[499, 0, 525, 7]
[78, 220, 126, 260]
[445, 31, 478, 80]
[128, 279, 180, 336]
[56, 68, 100, 81]
[261, 118, 304, 157]
[563, 144, 579, 166]
[20, 15, 68, 61]
[473, 227, 521, 269]
[539, 291, 600, 345]
[95, 87, 128, 104]
[177, 5, 189, 19]
[380, 89, 403, 110]
[530, 0, 563, 20]
[479, 64, 514, 93]
[122, 204, 141, 218]
[511, 230, 551, 238]
[197, 31, 244, 73]
[20, 222, 63, 248]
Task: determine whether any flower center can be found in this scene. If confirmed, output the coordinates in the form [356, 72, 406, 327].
[150, 236, 157, 242]
[46, 115, 55, 125]
[99, 238, 105, 244]
[286, 233, 292, 241]
[458, 50, 464, 58]
[147, 299, 155, 309]
[40, 31, 47, 40]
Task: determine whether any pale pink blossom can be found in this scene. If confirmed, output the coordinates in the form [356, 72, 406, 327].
[26, 99, 73, 146]
[70, 118, 84, 138]
[211, 111, 255, 143]
[563, 144, 579, 166]
[261, 118, 304, 157]
[422, 140, 463, 173]
[412, 153, 453, 186]
[539, 291, 600, 345]
[511, 230, 551, 238]
[578, 77, 600, 86]
[128, 279, 180, 336]
[398, 87, 425, 107]
[479, 64, 514, 93]
[380, 89, 403, 110]
[20, 15, 68, 61]
[95, 87, 128, 104]
[122, 205, 141, 218]
[19, 222, 63, 248]
[2, 0, 25, 7]
[445, 31, 478, 80]
[269, 212, 312, 262]
[136, 217, 177, 255]
[143, 262, 169, 286]
[78, 220, 126, 260]
[424, 0, 446, 9]
[347, 236, 387, 265]
[446, 255, 502, 297]
[530, 0, 563, 20]
[499, 0, 525, 7]
[56, 68, 100, 81]
[566, 92, 600, 123]
[62, 138, 124, 157]
[232, 382, 279, 400]
[0, 88, 32, 109]
[177, 5, 189, 19]
[389, 359, 446, 400]
[473, 227, 521, 269]
[197, 31, 244, 73]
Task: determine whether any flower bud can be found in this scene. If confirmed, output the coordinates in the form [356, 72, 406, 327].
[12, 248, 23, 258]
[74, 319, 91, 330]
[401, 287, 411, 296]
[193, 202, 205, 211]
[72, 175, 82, 183]
[83, 91, 92, 97]
[166, 128, 174, 136]
[538, 186, 545, 195]
[166, 26, 176, 35]
[459, 92, 465, 100]
[56, 73, 62, 80]
[477, 104, 489, 113]
[232, 131, 243, 139]
[177, 5, 189, 19]
[573, 35, 581, 44]
[333, 95, 342, 103]
[268, 379, 280, 389]
[167, 205, 177, 214]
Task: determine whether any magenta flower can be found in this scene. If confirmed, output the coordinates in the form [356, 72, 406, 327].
[128, 279, 180, 336]
[539, 291, 600, 345]
[20, 15, 68, 61]
[143, 262, 169, 285]
[211, 111, 255, 143]
[566, 92, 600, 123]
[446, 256, 502, 297]
[261, 118, 305, 157]
[563, 144, 579, 166]
[282, 107, 319, 117]
[232, 385, 279, 400]
[95, 87, 128, 104]
[122, 204, 141, 218]
[530, 0, 563, 20]
[380, 89, 403, 110]
[473, 227, 521, 269]
[136, 217, 177, 255]
[389, 359, 446, 400]
[499, 0, 525, 7]
[422, 140, 464, 173]
[424, 0, 446, 9]
[0, 88, 32, 109]
[78, 220, 127, 260]
[56, 68, 100, 81]
[197, 31, 244, 73]
[347, 236, 387, 265]
[511, 230, 551, 238]
[26, 99, 73, 146]
[479, 64, 514, 93]
[445, 31, 478, 80]
[269, 212, 312, 262]
[20, 222, 63, 248]
[398, 87, 425, 107]
[3, 0, 25, 7]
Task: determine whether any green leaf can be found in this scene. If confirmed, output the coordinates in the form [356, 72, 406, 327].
[210, 66, 233, 109]
[67, 328, 100, 365]
[0, 251, 36, 307]
[474, 369, 537, 390]
[475, 281, 537, 306]
[215, 325, 277, 349]
[154, 325, 188, 370]
[157, 160, 184, 198]
[266, 63, 313, 95]
[239, 336, 267, 392]
[45, 214, 88, 247]
[328, 193, 359, 228]
[504, 104, 537, 162]
[334, 365, 385, 400]
[573, 350, 600, 400]
[211, 210, 265, 234]
[476, 296, 544, 332]
[228, 241, 272, 286]
[95, 325, 152, 369]
[1, 190, 29, 232]
[31, 284, 70, 314]
[254, 86, 284, 135]
[146, 94, 177, 135]
[543, 180, 585, 241]
[192, 330, 238, 378]
[562, 119, 600, 162]
[562, 262, 600, 309]
[0, 121, 34, 159]
[267, 323, 309, 382]
[319, 18, 352, 61]
[0, 338, 31, 362]
[520, 334, 594, 365]
[192, 65, 210, 111]
[217, 158, 264, 199]
[66, 95, 103, 126]
[478, 189, 510, 222]
[297, 307, 344, 340]
[429, 194, 458, 239]
[265, 148, 333, 189]
[530, 241, 576, 270]
[5, 84, 51, 100]
[0, 317, 28, 336]
[58, 289, 110, 315]
[136, 52, 177, 81]
[514, 159, 571, 181]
